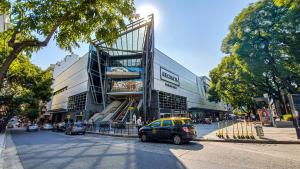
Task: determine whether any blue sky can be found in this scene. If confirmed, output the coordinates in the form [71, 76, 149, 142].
[31, 0, 257, 76]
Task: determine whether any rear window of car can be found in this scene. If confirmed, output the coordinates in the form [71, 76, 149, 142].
[75, 123, 83, 127]
[173, 120, 183, 126]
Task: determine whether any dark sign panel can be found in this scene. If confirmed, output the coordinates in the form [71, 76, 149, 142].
[160, 67, 180, 86]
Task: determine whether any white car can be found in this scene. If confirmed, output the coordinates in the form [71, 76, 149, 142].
[42, 123, 54, 130]
[27, 124, 39, 132]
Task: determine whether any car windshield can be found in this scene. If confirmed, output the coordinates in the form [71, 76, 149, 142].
[183, 119, 192, 125]
[75, 123, 83, 127]
[173, 120, 183, 126]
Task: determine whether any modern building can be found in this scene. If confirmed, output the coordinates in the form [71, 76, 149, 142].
[48, 14, 227, 124]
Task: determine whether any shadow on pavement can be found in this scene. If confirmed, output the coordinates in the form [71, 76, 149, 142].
[6, 128, 201, 169]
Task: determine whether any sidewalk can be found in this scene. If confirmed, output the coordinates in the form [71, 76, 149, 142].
[196, 122, 300, 144]
[0, 132, 7, 169]
[88, 122, 300, 144]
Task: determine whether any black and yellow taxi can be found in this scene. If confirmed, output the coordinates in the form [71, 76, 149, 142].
[138, 117, 197, 145]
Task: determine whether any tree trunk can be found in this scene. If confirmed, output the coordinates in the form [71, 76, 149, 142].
[0, 51, 20, 86]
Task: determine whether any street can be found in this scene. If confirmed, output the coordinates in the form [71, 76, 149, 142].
[3, 128, 300, 169]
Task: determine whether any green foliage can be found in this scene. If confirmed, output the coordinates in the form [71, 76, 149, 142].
[0, 0, 135, 86]
[210, 0, 300, 111]
[0, 56, 52, 119]
[25, 108, 39, 121]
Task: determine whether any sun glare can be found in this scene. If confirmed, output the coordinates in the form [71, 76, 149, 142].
[136, 5, 160, 27]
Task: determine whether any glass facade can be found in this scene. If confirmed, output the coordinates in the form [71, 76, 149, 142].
[68, 92, 87, 111]
[159, 91, 187, 111]
[109, 58, 142, 67]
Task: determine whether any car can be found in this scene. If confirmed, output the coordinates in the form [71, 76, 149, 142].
[138, 117, 197, 145]
[7, 122, 14, 128]
[42, 123, 54, 130]
[53, 122, 66, 132]
[26, 124, 39, 132]
[65, 122, 85, 135]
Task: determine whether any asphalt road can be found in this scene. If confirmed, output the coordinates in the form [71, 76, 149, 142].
[4, 128, 300, 169]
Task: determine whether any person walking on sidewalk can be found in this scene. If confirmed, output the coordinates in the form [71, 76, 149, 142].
[137, 116, 142, 132]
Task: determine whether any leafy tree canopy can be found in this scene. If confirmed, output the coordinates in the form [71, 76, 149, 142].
[0, 0, 135, 85]
[0, 55, 52, 121]
[210, 0, 300, 112]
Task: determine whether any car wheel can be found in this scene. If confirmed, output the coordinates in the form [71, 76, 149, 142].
[141, 134, 147, 142]
[173, 135, 182, 145]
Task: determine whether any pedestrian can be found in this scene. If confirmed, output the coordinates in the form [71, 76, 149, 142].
[109, 119, 112, 131]
[92, 119, 95, 131]
[137, 116, 142, 131]
[133, 113, 136, 125]
[83, 119, 88, 127]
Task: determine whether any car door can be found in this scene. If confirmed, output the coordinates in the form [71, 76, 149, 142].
[148, 120, 162, 140]
[159, 120, 173, 140]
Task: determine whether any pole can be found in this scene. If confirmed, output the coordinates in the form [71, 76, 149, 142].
[287, 94, 300, 139]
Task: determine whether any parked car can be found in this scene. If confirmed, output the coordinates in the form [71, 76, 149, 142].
[65, 122, 85, 135]
[42, 123, 54, 130]
[7, 122, 14, 128]
[26, 124, 39, 132]
[138, 117, 197, 145]
[53, 122, 66, 132]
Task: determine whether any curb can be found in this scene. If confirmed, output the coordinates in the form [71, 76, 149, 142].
[195, 138, 300, 144]
[86, 131, 300, 144]
[0, 130, 7, 169]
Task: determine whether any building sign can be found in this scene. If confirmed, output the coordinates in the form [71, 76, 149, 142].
[165, 83, 177, 89]
[106, 67, 144, 73]
[160, 67, 180, 86]
[111, 79, 143, 92]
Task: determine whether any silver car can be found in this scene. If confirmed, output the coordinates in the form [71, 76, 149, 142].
[26, 124, 39, 132]
[65, 122, 86, 135]
[42, 123, 53, 130]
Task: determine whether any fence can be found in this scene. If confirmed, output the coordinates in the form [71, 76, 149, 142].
[86, 122, 138, 135]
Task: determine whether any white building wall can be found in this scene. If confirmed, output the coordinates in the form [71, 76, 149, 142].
[51, 53, 89, 110]
[153, 49, 226, 111]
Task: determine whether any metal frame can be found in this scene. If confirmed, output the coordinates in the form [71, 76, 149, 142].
[91, 14, 155, 121]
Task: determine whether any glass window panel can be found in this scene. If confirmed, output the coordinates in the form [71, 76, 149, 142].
[128, 59, 132, 66]
[132, 29, 139, 51]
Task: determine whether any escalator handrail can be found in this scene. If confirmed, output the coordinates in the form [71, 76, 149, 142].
[118, 101, 134, 122]
[110, 100, 128, 120]
[114, 101, 133, 122]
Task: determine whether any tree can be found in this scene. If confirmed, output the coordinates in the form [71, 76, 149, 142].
[0, 55, 52, 124]
[216, 0, 300, 112]
[0, 0, 135, 85]
[208, 55, 261, 112]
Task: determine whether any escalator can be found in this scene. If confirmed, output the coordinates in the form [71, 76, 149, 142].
[101, 100, 128, 122]
[89, 100, 121, 123]
[113, 101, 134, 123]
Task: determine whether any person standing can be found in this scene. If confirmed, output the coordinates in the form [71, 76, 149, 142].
[133, 113, 137, 125]
[137, 116, 142, 131]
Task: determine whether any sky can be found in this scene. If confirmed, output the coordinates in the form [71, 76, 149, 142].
[31, 0, 257, 77]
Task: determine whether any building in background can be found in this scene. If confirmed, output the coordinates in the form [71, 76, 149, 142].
[48, 54, 102, 123]
[0, 14, 9, 32]
[48, 14, 227, 125]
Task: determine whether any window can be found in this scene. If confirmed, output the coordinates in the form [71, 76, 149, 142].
[68, 92, 87, 111]
[149, 120, 161, 127]
[159, 91, 187, 111]
[183, 119, 192, 125]
[163, 120, 173, 127]
[173, 120, 183, 126]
